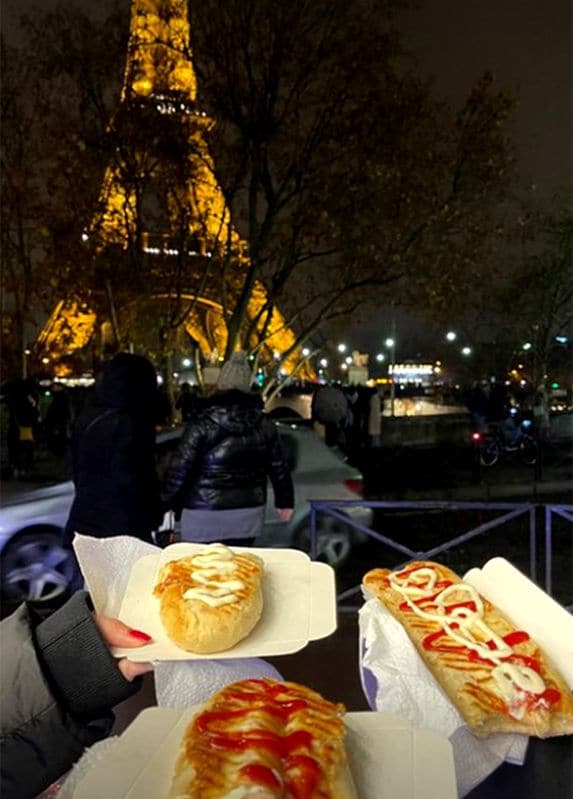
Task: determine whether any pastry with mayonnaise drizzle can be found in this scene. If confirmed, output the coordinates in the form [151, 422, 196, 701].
[154, 543, 264, 653]
[363, 560, 573, 738]
[167, 678, 358, 799]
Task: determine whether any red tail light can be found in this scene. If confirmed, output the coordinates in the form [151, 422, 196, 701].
[344, 478, 364, 497]
[472, 432, 481, 442]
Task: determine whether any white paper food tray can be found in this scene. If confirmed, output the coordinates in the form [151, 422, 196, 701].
[112, 543, 337, 661]
[73, 706, 457, 799]
[463, 557, 573, 688]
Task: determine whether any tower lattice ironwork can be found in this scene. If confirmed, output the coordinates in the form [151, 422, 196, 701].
[37, 0, 306, 377]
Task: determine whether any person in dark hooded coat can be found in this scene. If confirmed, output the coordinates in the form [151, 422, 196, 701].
[161, 352, 294, 546]
[65, 353, 162, 543]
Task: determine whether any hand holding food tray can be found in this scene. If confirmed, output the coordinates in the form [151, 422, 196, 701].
[361, 558, 573, 739]
[77, 538, 337, 661]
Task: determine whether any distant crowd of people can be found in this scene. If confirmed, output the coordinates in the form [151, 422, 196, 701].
[311, 383, 382, 458]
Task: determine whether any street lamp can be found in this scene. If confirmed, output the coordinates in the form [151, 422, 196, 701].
[337, 343, 347, 353]
[376, 353, 385, 362]
[302, 347, 310, 357]
[445, 331, 457, 342]
[385, 336, 396, 416]
[461, 346, 472, 356]
[522, 342, 532, 351]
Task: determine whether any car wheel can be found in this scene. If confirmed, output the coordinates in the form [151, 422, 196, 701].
[293, 515, 353, 569]
[0, 529, 78, 603]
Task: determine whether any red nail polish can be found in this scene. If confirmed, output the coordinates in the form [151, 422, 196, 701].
[128, 628, 152, 642]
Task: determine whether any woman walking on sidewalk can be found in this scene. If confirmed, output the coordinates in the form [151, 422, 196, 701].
[161, 352, 294, 547]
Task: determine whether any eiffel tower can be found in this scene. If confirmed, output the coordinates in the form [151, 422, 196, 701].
[36, 0, 306, 379]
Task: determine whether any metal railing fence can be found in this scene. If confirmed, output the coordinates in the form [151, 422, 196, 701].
[308, 500, 573, 610]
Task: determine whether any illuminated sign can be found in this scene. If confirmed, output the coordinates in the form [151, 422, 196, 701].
[388, 363, 435, 376]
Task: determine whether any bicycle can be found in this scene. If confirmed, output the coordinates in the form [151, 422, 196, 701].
[472, 419, 538, 467]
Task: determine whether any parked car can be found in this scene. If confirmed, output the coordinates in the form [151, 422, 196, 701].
[0, 422, 372, 603]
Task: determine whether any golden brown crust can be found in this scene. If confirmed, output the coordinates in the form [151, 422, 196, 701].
[154, 546, 264, 654]
[167, 679, 358, 799]
[363, 561, 573, 738]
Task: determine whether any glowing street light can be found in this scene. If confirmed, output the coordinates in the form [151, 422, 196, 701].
[345, 355, 353, 365]
[302, 347, 310, 357]
[182, 357, 192, 368]
[385, 333, 397, 416]
[461, 346, 472, 356]
[522, 342, 532, 351]
[337, 343, 347, 353]
[319, 358, 328, 367]
[445, 331, 457, 342]
[376, 353, 385, 362]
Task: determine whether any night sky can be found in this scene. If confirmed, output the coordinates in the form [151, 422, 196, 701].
[3, 0, 570, 195]
[398, 0, 571, 197]
[2, 0, 571, 360]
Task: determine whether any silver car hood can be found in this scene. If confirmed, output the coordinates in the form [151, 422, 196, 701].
[1, 480, 74, 507]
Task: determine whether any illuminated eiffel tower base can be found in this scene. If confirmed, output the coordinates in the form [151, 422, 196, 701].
[37, 0, 307, 380]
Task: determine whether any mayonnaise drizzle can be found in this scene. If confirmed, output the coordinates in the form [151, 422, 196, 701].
[182, 544, 246, 608]
[389, 566, 546, 713]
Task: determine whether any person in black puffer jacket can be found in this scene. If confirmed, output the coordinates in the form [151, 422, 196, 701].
[161, 352, 294, 546]
[65, 353, 163, 545]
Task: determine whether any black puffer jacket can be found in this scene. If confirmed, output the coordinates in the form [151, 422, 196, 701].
[161, 390, 294, 512]
[65, 354, 162, 542]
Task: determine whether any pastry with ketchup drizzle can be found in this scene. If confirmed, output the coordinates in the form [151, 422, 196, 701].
[363, 561, 573, 738]
[167, 679, 358, 798]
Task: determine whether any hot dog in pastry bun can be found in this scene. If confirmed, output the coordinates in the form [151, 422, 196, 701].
[154, 543, 263, 654]
[363, 560, 573, 738]
[167, 678, 358, 798]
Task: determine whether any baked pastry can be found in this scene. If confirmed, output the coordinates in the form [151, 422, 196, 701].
[363, 560, 573, 738]
[167, 678, 358, 798]
[153, 543, 264, 654]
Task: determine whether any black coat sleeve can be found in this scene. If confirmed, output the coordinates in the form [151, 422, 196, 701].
[160, 420, 207, 509]
[263, 419, 294, 509]
[0, 592, 140, 799]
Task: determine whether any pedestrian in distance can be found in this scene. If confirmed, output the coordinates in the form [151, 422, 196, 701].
[64, 353, 163, 546]
[466, 380, 489, 433]
[5, 378, 40, 479]
[161, 351, 294, 547]
[43, 382, 71, 457]
[311, 384, 350, 448]
[532, 383, 551, 442]
[175, 381, 200, 423]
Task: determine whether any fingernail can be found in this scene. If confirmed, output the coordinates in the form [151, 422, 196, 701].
[128, 628, 153, 642]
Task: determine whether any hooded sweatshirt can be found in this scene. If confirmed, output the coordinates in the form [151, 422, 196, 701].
[65, 354, 162, 541]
